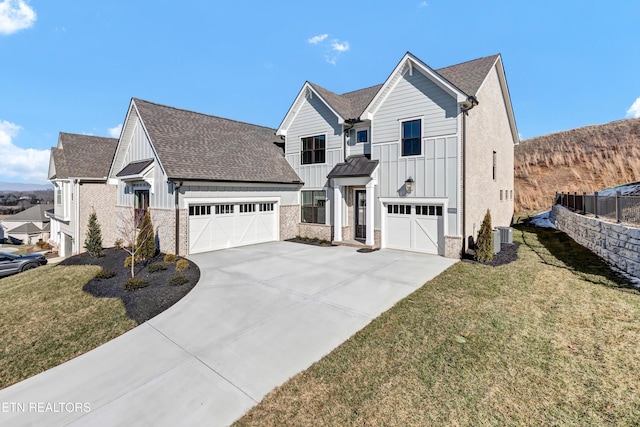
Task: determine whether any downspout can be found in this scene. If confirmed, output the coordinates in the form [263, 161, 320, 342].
[460, 96, 478, 254]
[74, 179, 80, 254]
[173, 181, 182, 255]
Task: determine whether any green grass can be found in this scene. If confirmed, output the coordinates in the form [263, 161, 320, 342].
[0, 265, 136, 389]
[237, 226, 640, 426]
[0, 244, 37, 255]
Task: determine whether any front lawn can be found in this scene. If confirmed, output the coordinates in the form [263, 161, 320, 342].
[237, 226, 640, 426]
[0, 265, 136, 389]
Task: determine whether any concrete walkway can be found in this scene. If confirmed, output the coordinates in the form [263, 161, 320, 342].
[0, 242, 456, 426]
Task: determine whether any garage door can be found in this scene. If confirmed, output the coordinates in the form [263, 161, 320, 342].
[384, 203, 444, 255]
[188, 202, 278, 254]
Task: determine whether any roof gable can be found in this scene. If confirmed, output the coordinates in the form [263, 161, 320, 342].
[3, 205, 50, 223]
[50, 133, 118, 180]
[127, 99, 302, 184]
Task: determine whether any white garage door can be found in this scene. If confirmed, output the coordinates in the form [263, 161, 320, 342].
[384, 203, 444, 255]
[188, 202, 278, 254]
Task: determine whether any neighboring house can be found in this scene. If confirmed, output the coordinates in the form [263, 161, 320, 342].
[107, 98, 303, 256]
[277, 52, 518, 256]
[48, 133, 119, 256]
[48, 51, 518, 259]
[0, 205, 51, 244]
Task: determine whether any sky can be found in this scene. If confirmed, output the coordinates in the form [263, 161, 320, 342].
[0, 0, 639, 184]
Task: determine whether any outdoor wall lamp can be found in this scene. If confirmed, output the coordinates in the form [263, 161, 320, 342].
[405, 177, 414, 195]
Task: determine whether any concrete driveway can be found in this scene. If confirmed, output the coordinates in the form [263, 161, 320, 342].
[0, 242, 456, 426]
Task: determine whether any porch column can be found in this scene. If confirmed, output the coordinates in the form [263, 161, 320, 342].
[333, 183, 342, 242]
[365, 181, 375, 246]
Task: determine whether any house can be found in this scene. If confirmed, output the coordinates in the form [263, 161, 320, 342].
[277, 52, 518, 256]
[0, 205, 51, 244]
[48, 51, 517, 259]
[48, 133, 119, 256]
[106, 98, 303, 256]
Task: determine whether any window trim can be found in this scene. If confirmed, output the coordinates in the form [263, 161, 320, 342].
[400, 117, 423, 157]
[355, 127, 369, 144]
[300, 134, 327, 165]
[301, 189, 326, 224]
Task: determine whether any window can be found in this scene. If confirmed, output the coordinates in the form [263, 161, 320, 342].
[214, 204, 234, 215]
[239, 203, 255, 213]
[356, 129, 368, 143]
[56, 186, 62, 205]
[259, 203, 274, 212]
[301, 135, 326, 164]
[189, 205, 211, 216]
[134, 189, 149, 227]
[416, 205, 443, 216]
[301, 190, 326, 223]
[387, 204, 412, 215]
[492, 151, 497, 181]
[402, 119, 421, 156]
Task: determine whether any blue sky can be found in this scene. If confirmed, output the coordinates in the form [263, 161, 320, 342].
[1, 0, 639, 184]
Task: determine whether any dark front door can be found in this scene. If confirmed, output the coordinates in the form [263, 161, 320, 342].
[355, 190, 366, 240]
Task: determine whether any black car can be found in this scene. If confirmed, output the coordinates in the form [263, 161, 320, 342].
[0, 252, 48, 277]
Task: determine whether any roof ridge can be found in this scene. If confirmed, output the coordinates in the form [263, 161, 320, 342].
[132, 98, 278, 132]
[436, 53, 500, 71]
[59, 132, 118, 142]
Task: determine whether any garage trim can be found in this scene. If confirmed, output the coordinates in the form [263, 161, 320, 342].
[380, 197, 448, 254]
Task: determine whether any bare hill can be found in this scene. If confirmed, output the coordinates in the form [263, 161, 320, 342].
[515, 118, 640, 214]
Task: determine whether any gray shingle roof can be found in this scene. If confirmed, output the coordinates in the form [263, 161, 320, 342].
[133, 99, 302, 184]
[116, 159, 154, 177]
[2, 205, 50, 223]
[51, 133, 118, 179]
[308, 54, 499, 121]
[328, 155, 379, 178]
[7, 222, 42, 234]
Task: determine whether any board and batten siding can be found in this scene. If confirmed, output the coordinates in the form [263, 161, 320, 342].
[116, 118, 173, 209]
[372, 70, 458, 143]
[180, 185, 299, 207]
[371, 70, 460, 236]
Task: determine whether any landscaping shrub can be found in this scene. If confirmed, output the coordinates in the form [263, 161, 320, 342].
[124, 256, 133, 268]
[36, 240, 52, 250]
[84, 210, 104, 257]
[163, 253, 177, 264]
[123, 277, 148, 291]
[148, 262, 167, 273]
[475, 209, 493, 263]
[168, 274, 189, 286]
[176, 259, 189, 272]
[94, 268, 116, 280]
[114, 238, 124, 250]
[136, 211, 156, 262]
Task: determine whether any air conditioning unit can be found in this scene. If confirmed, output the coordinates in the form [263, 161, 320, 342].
[492, 229, 501, 254]
[497, 226, 513, 244]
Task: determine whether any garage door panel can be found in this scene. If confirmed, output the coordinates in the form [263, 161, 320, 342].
[414, 217, 440, 254]
[386, 216, 411, 249]
[188, 202, 279, 254]
[384, 203, 444, 255]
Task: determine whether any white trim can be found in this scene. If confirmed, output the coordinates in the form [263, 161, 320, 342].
[277, 82, 346, 136]
[183, 196, 281, 209]
[179, 181, 301, 188]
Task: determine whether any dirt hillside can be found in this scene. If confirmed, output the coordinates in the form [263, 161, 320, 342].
[515, 118, 640, 214]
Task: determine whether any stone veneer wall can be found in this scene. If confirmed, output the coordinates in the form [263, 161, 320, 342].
[552, 205, 640, 278]
[79, 183, 118, 249]
[444, 235, 463, 259]
[298, 223, 333, 242]
[280, 205, 299, 240]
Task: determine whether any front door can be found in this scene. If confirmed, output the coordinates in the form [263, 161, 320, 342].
[355, 190, 366, 240]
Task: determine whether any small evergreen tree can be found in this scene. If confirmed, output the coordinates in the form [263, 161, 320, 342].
[136, 210, 156, 262]
[84, 209, 103, 257]
[475, 209, 493, 263]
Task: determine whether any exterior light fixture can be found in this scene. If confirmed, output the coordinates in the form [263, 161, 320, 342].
[405, 177, 414, 195]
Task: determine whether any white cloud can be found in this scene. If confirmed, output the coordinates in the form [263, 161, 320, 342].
[331, 40, 350, 52]
[0, 0, 37, 35]
[307, 34, 328, 44]
[108, 124, 123, 138]
[419, 1, 428, 7]
[0, 120, 50, 183]
[626, 97, 640, 119]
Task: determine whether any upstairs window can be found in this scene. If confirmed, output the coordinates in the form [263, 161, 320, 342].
[56, 186, 62, 205]
[301, 135, 326, 164]
[402, 119, 421, 156]
[493, 151, 497, 181]
[356, 129, 368, 143]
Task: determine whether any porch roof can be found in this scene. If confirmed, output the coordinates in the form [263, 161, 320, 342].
[327, 155, 379, 178]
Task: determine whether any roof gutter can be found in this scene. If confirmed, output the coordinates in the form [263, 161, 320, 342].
[172, 180, 183, 255]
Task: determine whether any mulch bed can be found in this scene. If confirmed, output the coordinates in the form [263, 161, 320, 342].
[59, 248, 200, 323]
[285, 237, 335, 247]
[462, 242, 521, 267]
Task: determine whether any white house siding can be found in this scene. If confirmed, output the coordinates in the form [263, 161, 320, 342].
[115, 119, 172, 210]
[370, 69, 460, 236]
[464, 64, 515, 245]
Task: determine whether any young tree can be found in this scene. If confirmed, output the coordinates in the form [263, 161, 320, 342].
[84, 209, 104, 257]
[136, 210, 156, 262]
[116, 208, 154, 278]
[475, 209, 493, 263]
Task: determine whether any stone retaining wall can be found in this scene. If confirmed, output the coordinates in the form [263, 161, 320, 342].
[551, 205, 640, 278]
